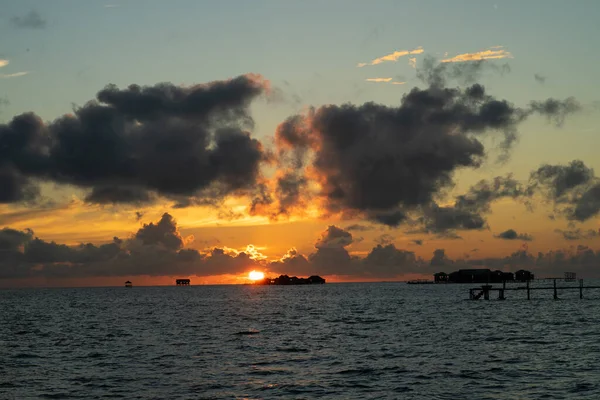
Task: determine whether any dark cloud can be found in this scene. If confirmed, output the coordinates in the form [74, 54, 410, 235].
[571, 184, 600, 222]
[10, 10, 46, 29]
[0, 227, 32, 251]
[135, 211, 145, 221]
[315, 225, 354, 249]
[0, 166, 39, 204]
[0, 75, 270, 206]
[412, 239, 424, 246]
[555, 228, 600, 241]
[411, 175, 531, 234]
[260, 59, 579, 227]
[374, 234, 394, 246]
[529, 160, 594, 199]
[417, 56, 511, 88]
[270, 172, 308, 216]
[268, 248, 312, 275]
[534, 74, 546, 84]
[495, 229, 533, 241]
[345, 224, 371, 232]
[430, 249, 452, 267]
[528, 97, 581, 126]
[455, 175, 530, 212]
[362, 244, 424, 277]
[421, 205, 487, 233]
[529, 160, 600, 221]
[134, 213, 185, 251]
[308, 226, 358, 275]
[85, 186, 154, 205]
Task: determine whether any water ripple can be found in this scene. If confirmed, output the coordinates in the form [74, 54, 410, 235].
[2, 283, 600, 398]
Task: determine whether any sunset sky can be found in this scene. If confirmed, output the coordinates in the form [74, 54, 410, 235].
[1, 0, 600, 286]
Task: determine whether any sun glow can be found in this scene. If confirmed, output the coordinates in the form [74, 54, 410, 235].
[248, 270, 265, 281]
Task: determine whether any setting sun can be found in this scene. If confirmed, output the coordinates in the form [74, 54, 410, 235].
[248, 270, 265, 281]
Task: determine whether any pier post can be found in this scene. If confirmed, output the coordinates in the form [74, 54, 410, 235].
[580, 279, 583, 299]
[527, 280, 530, 300]
[482, 285, 491, 300]
[469, 289, 474, 300]
[553, 279, 558, 300]
[498, 280, 506, 300]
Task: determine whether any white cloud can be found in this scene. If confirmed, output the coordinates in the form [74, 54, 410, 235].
[408, 57, 416, 69]
[0, 71, 29, 79]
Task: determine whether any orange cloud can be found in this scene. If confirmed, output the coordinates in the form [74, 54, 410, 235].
[0, 60, 8, 68]
[442, 47, 513, 63]
[365, 77, 393, 82]
[365, 78, 406, 85]
[357, 47, 424, 67]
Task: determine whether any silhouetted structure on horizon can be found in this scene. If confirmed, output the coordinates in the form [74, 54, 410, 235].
[257, 275, 326, 285]
[515, 270, 535, 282]
[125, 281, 132, 288]
[176, 279, 190, 286]
[433, 268, 533, 284]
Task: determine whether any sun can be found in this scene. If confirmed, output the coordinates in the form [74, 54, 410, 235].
[248, 270, 265, 281]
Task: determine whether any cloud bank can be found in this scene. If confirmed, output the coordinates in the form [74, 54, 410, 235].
[2, 218, 600, 283]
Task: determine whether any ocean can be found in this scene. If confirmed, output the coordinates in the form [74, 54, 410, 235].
[1, 282, 600, 399]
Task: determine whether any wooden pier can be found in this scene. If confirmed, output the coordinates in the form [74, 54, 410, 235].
[469, 279, 600, 300]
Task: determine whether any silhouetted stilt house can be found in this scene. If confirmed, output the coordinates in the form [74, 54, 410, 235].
[515, 270, 535, 282]
[125, 281, 132, 288]
[176, 279, 191, 286]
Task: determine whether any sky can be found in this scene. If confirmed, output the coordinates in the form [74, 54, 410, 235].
[1, 0, 600, 287]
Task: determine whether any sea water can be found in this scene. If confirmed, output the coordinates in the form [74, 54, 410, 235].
[1, 282, 599, 399]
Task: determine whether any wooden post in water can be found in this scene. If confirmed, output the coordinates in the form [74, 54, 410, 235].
[580, 279, 584, 299]
[527, 279, 530, 300]
[482, 285, 491, 300]
[553, 279, 558, 300]
[498, 280, 506, 300]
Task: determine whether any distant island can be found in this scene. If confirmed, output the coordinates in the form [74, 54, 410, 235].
[256, 274, 326, 285]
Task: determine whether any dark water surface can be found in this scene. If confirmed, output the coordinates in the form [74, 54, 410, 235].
[2, 282, 600, 399]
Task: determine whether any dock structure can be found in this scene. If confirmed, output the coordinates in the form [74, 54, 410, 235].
[469, 279, 600, 300]
[176, 278, 190, 286]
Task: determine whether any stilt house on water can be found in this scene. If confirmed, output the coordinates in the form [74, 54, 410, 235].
[433, 269, 534, 284]
[176, 279, 191, 286]
[125, 281, 132, 288]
